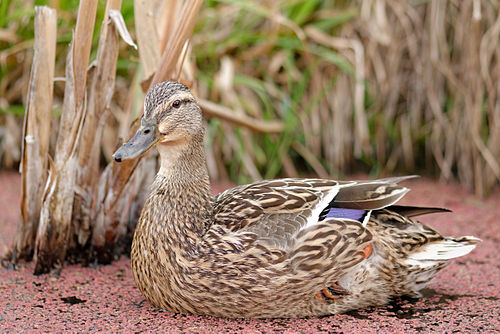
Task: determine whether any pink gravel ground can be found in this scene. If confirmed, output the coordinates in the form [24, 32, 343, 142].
[1, 170, 499, 333]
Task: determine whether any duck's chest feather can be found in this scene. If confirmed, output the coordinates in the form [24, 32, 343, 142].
[130, 182, 293, 317]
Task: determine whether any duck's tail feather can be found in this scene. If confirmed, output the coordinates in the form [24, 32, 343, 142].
[404, 236, 481, 268]
[375, 175, 419, 184]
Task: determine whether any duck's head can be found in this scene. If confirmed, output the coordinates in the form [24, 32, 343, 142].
[113, 81, 203, 163]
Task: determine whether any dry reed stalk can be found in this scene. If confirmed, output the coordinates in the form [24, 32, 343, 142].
[72, 0, 123, 251]
[292, 141, 329, 178]
[158, 0, 181, 53]
[0, 29, 19, 43]
[481, 11, 500, 190]
[326, 75, 353, 174]
[305, 26, 371, 158]
[214, 57, 262, 180]
[9, 6, 56, 262]
[199, 99, 285, 133]
[195, 0, 498, 194]
[359, 0, 500, 194]
[34, 0, 98, 274]
[151, 0, 204, 85]
[303, 70, 322, 159]
[91, 153, 142, 263]
[134, 0, 162, 80]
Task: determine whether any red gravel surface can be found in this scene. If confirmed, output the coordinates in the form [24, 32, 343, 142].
[1, 171, 499, 333]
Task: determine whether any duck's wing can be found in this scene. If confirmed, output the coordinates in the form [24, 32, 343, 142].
[212, 177, 411, 251]
[384, 205, 451, 218]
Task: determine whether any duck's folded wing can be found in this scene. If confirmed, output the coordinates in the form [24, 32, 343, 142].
[212, 177, 411, 251]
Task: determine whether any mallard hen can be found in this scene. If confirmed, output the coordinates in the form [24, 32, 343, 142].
[113, 81, 479, 318]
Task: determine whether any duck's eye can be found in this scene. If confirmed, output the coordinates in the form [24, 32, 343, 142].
[172, 100, 181, 108]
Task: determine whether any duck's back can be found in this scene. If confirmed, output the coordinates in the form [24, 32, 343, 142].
[204, 177, 480, 317]
[133, 176, 479, 318]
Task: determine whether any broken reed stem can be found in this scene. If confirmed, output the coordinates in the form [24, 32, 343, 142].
[199, 99, 284, 133]
[12, 6, 56, 262]
[158, 0, 181, 54]
[34, 0, 98, 274]
[92, 153, 141, 263]
[73, 0, 123, 251]
[134, 0, 161, 79]
[151, 0, 204, 85]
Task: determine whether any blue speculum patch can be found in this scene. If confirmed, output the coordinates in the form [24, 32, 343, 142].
[320, 208, 367, 223]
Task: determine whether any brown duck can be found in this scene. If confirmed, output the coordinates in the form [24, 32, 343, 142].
[112, 81, 480, 318]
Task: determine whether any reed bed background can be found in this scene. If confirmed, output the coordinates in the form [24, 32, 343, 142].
[193, 0, 500, 195]
[2, 0, 499, 193]
[0, 0, 499, 270]
[2, 0, 499, 195]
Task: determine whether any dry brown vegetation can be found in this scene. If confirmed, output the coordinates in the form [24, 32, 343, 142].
[0, 0, 498, 272]
[4, 0, 209, 272]
[192, 0, 500, 195]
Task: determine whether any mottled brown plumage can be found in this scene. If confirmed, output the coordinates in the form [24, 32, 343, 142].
[113, 81, 480, 318]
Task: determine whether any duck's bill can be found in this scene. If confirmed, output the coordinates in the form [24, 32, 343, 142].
[112, 118, 160, 163]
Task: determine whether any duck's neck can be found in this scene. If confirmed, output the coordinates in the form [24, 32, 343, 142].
[144, 133, 211, 250]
